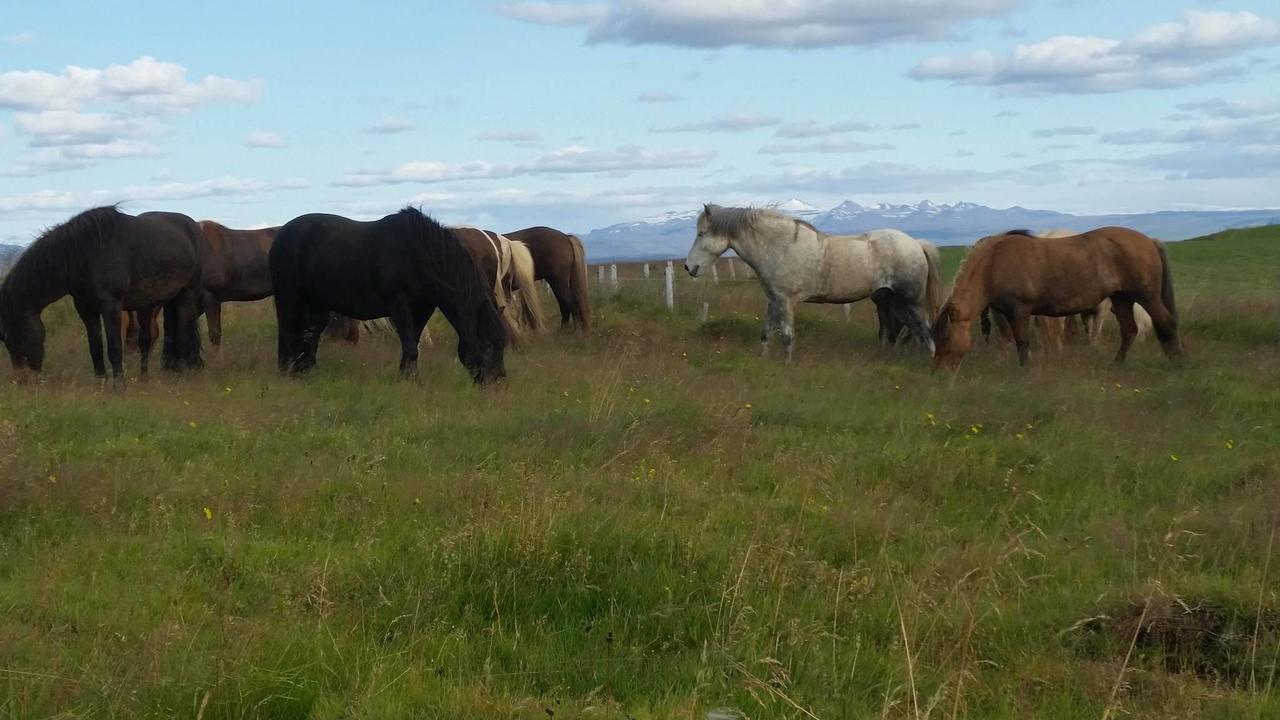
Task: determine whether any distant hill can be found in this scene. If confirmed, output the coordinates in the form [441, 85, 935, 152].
[0, 244, 22, 273]
[580, 199, 1280, 261]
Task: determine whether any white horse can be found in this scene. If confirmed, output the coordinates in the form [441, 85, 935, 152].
[684, 204, 943, 362]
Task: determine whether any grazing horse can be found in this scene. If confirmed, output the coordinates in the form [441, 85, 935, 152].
[198, 221, 280, 346]
[876, 238, 942, 346]
[451, 226, 543, 348]
[684, 204, 942, 362]
[933, 227, 1183, 370]
[0, 206, 203, 382]
[123, 308, 161, 350]
[269, 208, 507, 383]
[503, 226, 590, 333]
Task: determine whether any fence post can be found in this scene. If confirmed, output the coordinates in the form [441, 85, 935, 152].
[643, 263, 650, 279]
[609, 264, 618, 292]
[728, 257, 736, 280]
[843, 303, 852, 322]
[711, 263, 719, 283]
[700, 302, 710, 323]
[664, 261, 674, 311]
[597, 266, 605, 286]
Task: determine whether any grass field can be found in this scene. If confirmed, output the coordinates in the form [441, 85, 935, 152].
[1, 226, 1278, 719]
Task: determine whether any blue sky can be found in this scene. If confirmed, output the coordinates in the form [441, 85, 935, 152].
[1, 1, 1278, 243]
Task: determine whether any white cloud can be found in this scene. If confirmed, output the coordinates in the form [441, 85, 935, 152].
[4, 31, 38, 47]
[336, 143, 714, 186]
[243, 131, 286, 148]
[1032, 126, 1097, 138]
[911, 11, 1280, 94]
[1177, 97, 1280, 119]
[365, 116, 416, 134]
[495, 1, 609, 26]
[775, 120, 874, 139]
[759, 138, 894, 154]
[478, 129, 543, 144]
[0, 176, 309, 214]
[0, 56, 260, 112]
[653, 112, 779, 133]
[14, 110, 158, 146]
[497, 0, 1018, 48]
[638, 91, 680, 103]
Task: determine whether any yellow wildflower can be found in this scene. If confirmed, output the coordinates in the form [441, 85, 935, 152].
[202, 507, 213, 520]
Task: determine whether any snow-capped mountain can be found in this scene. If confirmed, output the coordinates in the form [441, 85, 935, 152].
[579, 200, 1280, 261]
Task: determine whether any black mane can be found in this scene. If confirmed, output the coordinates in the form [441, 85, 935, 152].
[1005, 228, 1035, 237]
[391, 206, 508, 349]
[0, 205, 126, 314]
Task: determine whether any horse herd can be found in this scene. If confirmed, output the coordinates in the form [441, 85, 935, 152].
[0, 203, 1184, 387]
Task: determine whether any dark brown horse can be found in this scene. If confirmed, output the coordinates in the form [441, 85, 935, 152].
[198, 221, 279, 346]
[933, 227, 1183, 369]
[503, 226, 590, 333]
[0, 206, 204, 381]
[269, 208, 507, 383]
[123, 308, 160, 350]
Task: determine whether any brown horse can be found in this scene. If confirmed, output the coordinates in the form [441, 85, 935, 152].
[123, 308, 161, 350]
[198, 221, 279, 346]
[503, 226, 590, 333]
[933, 227, 1183, 369]
[452, 227, 542, 348]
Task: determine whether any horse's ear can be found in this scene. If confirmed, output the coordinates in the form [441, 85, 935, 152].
[703, 203, 712, 215]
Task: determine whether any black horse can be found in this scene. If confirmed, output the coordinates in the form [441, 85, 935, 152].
[0, 206, 204, 382]
[269, 207, 507, 384]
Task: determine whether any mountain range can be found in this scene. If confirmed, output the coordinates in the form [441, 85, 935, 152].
[580, 200, 1280, 261]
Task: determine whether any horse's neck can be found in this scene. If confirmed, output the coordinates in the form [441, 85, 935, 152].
[731, 216, 801, 275]
[950, 271, 989, 320]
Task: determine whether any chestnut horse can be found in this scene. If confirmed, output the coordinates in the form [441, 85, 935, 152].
[452, 226, 543, 348]
[933, 227, 1183, 369]
[198, 221, 280, 346]
[503, 226, 590, 333]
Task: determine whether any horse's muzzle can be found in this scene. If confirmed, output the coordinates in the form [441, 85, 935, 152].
[685, 263, 699, 278]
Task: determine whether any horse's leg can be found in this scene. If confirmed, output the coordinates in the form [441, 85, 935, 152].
[73, 297, 107, 379]
[1008, 308, 1033, 366]
[297, 304, 329, 373]
[1110, 297, 1138, 363]
[550, 278, 574, 329]
[779, 297, 797, 364]
[1137, 297, 1183, 360]
[902, 300, 935, 355]
[136, 304, 156, 378]
[204, 294, 223, 347]
[162, 303, 180, 371]
[174, 287, 204, 371]
[393, 301, 422, 377]
[760, 295, 780, 357]
[101, 303, 125, 384]
[980, 307, 992, 344]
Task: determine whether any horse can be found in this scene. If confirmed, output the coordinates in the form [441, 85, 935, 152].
[876, 238, 942, 346]
[198, 221, 280, 346]
[123, 308, 160, 350]
[503, 226, 590, 333]
[684, 204, 943, 363]
[932, 227, 1183, 370]
[0, 205, 204, 382]
[269, 208, 507, 383]
[450, 226, 543, 348]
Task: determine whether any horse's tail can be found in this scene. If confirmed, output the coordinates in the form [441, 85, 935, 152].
[508, 240, 544, 335]
[920, 239, 943, 321]
[568, 234, 590, 333]
[1155, 240, 1178, 325]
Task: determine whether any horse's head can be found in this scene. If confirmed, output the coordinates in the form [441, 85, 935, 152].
[931, 302, 970, 371]
[0, 311, 45, 373]
[685, 203, 730, 278]
[457, 298, 508, 386]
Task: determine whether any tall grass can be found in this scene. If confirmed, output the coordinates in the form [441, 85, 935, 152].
[0, 226, 1277, 719]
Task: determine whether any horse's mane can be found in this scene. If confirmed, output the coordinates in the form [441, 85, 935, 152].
[0, 205, 125, 313]
[1005, 228, 1034, 237]
[391, 207, 507, 349]
[703, 205, 817, 240]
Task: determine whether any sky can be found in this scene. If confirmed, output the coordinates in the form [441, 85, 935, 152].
[1, 0, 1278, 243]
